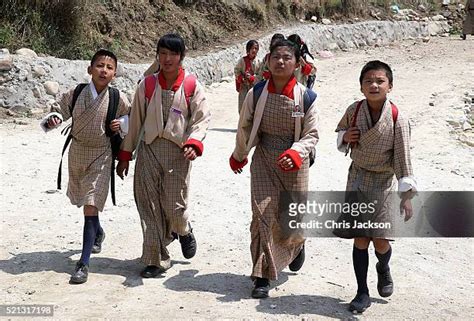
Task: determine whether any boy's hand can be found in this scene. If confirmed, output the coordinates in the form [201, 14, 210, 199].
[229, 155, 248, 174]
[47, 115, 62, 129]
[109, 119, 121, 132]
[183, 146, 197, 161]
[400, 190, 416, 221]
[343, 127, 360, 144]
[116, 160, 129, 180]
[400, 198, 413, 222]
[277, 155, 294, 171]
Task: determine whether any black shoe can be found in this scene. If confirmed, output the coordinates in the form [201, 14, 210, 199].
[171, 232, 179, 241]
[461, 34, 467, 40]
[251, 278, 270, 299]
[288, 245, 305, 272]
[92, 231, 105, 254]
[376, 262, 394, 297]
[348, 292, 371, 313]
[70, 262, 89, 284]
[179, 225, 197, 259]
[140, 265, 163, 278]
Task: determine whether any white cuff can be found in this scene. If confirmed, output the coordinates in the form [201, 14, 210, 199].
[398, 176, 418, 193]
[337, 131, 348, 153]
[40, 112, 63, 133]
[118, 115, 129, 138]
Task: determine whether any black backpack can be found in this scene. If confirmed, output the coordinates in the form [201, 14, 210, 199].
[252, 80, 318, 167]
[57, 84, 121, 205]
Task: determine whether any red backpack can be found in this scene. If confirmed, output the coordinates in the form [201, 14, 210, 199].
[144, 73, 196, 107]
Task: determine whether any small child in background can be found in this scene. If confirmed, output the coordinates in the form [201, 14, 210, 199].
[287, 34, 317, 89]
[256, 33, 285, 81]
[234, 40, 260, 114]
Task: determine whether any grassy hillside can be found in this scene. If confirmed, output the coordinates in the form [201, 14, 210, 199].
[0, 0, 449, 62]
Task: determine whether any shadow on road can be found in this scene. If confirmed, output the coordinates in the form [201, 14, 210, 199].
[0, 250, 152, 287]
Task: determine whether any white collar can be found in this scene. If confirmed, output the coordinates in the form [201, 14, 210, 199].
[89, 81, 99, 100]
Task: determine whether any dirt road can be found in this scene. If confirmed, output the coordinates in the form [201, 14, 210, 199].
[0, 35, 473, 320]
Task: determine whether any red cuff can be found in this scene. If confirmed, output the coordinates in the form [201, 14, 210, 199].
[235, 76, 243, 92]
[229, 155, 248, 171]
[301, 63, 312, 76]
[278, 149, 302, 171]
[118, 150, 132, 161]
[262, 70, 271, 79]
[183, 138, 204, 156]
[248, 75, 256, 84]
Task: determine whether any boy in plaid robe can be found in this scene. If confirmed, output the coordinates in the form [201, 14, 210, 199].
[42, 49, 130, 284]
[335, 60, 417, 313]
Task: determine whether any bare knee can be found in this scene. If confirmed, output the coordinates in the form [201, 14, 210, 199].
[83, 205, 98, 216]
[354, 237, 370, 249]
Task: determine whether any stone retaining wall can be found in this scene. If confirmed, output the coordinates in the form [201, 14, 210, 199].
[0, 20, 450, 116]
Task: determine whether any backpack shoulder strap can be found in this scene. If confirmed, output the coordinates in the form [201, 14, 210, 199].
[351, 100, 398, 126]
[303, 88, 317, 113]
[105, 87, 121, 206]
[390, 101, 398, 123]
[58, 83, 87, 190]
[105, 87, 120, 137]
[351, 100, 364, 127]
[144, 74, 157, 102]
[144, 73, 196, 108]
[252, 80, 266, 109]
[183, 74, 197, 107]
[71, 83, 88, 113]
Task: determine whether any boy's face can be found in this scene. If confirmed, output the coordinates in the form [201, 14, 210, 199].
[88, 56, 116, 92]
[157, 47, 182, 74]
[360, 69, 392, 103]
[269, 46, 298, 80]
[248, 44, 259, 59]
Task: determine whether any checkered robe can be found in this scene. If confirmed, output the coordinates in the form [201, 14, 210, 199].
[249, 93, 311, 281]
[335, 100, 413, 238]
[133, 90, 192, 269]
[463, 0, 474, 35]
[52, 86, 130, 212]
[294, 55, 316, 88]
[256, 54, 270, 81]
[234, 57, 259, 113]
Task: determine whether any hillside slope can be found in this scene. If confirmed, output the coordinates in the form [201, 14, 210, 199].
[0, 0, 465, 62]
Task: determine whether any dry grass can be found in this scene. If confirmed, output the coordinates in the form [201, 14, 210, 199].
[0, 0, 458, 60]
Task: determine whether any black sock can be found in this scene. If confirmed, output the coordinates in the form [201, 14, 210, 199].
[353, 246, 369, 295]
[79, 216, 99, 265]
[255, 277, 269, 287]
[96, 218, 104, 237]
[375, 246, 392, 273]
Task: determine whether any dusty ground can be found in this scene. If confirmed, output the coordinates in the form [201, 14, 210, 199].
[0, 36, 473, 320]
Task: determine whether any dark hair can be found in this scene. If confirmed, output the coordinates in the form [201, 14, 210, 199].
[287, 34, 302, 45]
[269, 39, 301, 61]
[156, 33, 186, 61]
[359, 60, 393, 85]
[270, 33, 285, 49]
[288, 34, 314, 60]
[246, 40, 259, 53]
[91, 49, 117, 67]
